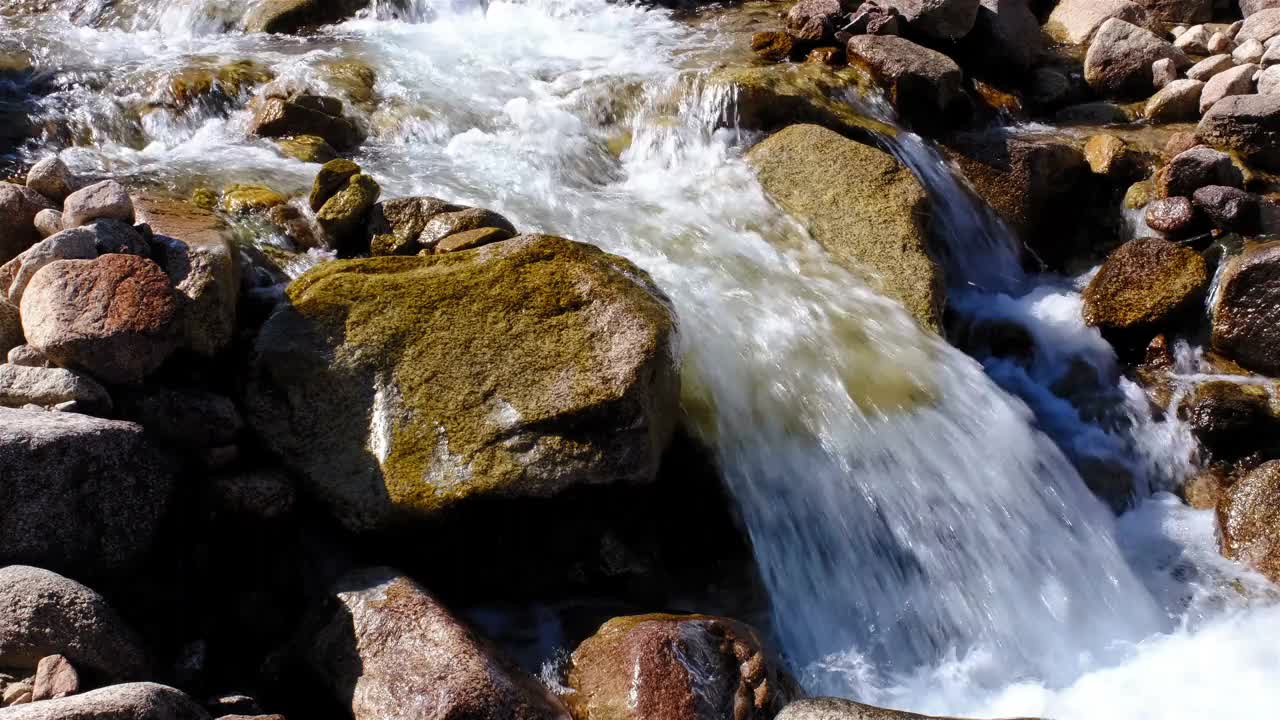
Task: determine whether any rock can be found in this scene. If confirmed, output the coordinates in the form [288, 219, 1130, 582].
[316, 173, 380, 255]
[0, 364, 112, 414]
[1192, 185, 1262, 232]
[1, 683, 209, 720]
[1144, 78, 1205, 122]
[1164, 131, 1201, 157]
[208, 470, 295, 520]
[33, 210, 62, 239]
[61, 180, 134, 230]
[89, 219, 149, 256]
[1212, 241, 1280, 374]
[1155, 146, 1244, 197]
[1124, 179, 1154, 209]
[308, 158, 361, 211]
[157, 60, 274, 112]
[275, 134, 338, 163]
[747, 124, 942, 330]
[1199, 63, 1257, 114]
[0, 183, 57, 264]
[1262, 64, 1280, 93]
[567, 613, 794, 720]
[1235, 38, 1267, 64]
[945, 132, 1089, 270]
[1218, 460, 1280, 582]
[26, 157, 76, 204]
[1237, 8, 1280, 43]
[699, 65, 886, 138]
[751, 31, 796, 63]
[118, 386, 242, 449]
[8, 345, 48, 367]
[4, 226, 99, 306]
[846, 1, 903, 35]
[243, 0, 369, 33]
[1084, 133, 1141, 178]
[4, 682, 32, 706]
[1264, 41, 1280, 65]
[417, 207, 518, 251]
[963, 0, 1043, 75]
[775, 697, 1040, 720]
[1243, 0, 1280, 14]
[1187, 54, 1236, 82]
[881, 0, 980, 39]
[246, 235, 679, 531]
[786, 0, 848, 43]
[1029, 67, 1072, 106]
[218, 184, 287, 214]
[434, 226, 516, 254]
[1133, 0, 1211, 23]
[805, 47, 845, 65]
[1085, 19, 1190, 98]
[1207, 31, 1231, 54]
[1184, 381, 1280, 460]
[1044, 0, 1148, 45]
[0, 301, 21, 357]
[248, 94, 361, 151]
[1174, 24, 1212, 53]
[1083, 236, 1209, 338]
[134, 197, 241, 357]
[1152, 57, 1177, 89]
[367, 196, 462, 256]
[844, 35, 964, 131]
[304, 568, 569, 720]
[1145, 196, 1199, 235]
[1197, 93, 1280, 170]
[0, 566, 148, 680]
[31, 655, 79, 701]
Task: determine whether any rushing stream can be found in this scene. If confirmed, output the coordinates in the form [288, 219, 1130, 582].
[4, 0, 1280, 716]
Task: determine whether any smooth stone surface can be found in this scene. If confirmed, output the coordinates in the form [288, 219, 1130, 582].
[61, 180, 134, 230]
[0, 683, 208, 720]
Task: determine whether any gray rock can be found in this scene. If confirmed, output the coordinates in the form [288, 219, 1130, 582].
[367, 196, 462, 256]
[1193, 184, 1264, 233]
[0, 301, 20, 358]
[1207, 30, 1231, 54]
[1197, 92, 1280, 170]
[118, 386, 242, 449]
[26, 157, 76, 204]
[1200, 63, 1258, 114]
[1237, 8, 1280, 43]
[1133, 0, 1211, 23]
[1235, 38, 1266, 64]
[1242, 0, 1280, 15]
[786, 0, 849, 43]
[0, 566, 148, 680]
[417, 207, 518, 252]
[1156, 146, 1244, 196]
[1152, 57, 1177, 89]
[0, 409, 176, 575]
[0, 183, 57, 264]
[89, 219, 149, 256]
[1044, 0, 1147, 45]
[61, 180, 134, 230]
[4, 227, 98, 306]
[8, 345, 49, 367]
[776, 697, 1028, 720]
[1145, 78, 1205, 122]
[882, 0, 980, 39]
[1263, 40, 1280, 65]
[34, 209, 63, 239]
[964, 0, 1042, 74]
[1, 683, 208, 720]
[1174, 24, 1212, 53]
[1186, 54, 1237, 81]
[0, 364, 112, 414]
[1258, 63, 1280, 92]
[845, 34, 965, 131]
[1086, 19, 1190, 98]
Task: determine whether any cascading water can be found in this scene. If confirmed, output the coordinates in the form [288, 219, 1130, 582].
[5, 0, 1280, 716]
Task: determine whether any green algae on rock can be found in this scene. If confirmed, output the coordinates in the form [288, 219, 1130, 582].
[316, 173, 381, 255]
[245, 234, 680, 532]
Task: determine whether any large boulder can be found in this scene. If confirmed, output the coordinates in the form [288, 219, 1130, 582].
[745, 124, 943, 331]
[246, 235, 679, 532]
[0, 183, 57, 264]
[1082, 236, 1209, 340]
[881, 0, 980, 39]
[567, 614, 795, 720]
[304, 568, 568, 720]
[1211, 241, 1280, 375]
[961, 0, 1043, 75]
[0, 408, 176, 575]
[1236, 8, 1280, 42]
[1044, 0, 1148, 45]
[0, 566, 149, 681]
[776, 697, 1041, 719]
[134, 197, 241, 358]
[0, 683, 208, 720]
[20, 254, 179, 385]
[1085, 19, 1189, 98]
[1217, 460, 1280, 583]
[243, 0, 369, 33]
[1196, 93, 1280, 171]
[844, 35, 965, 132]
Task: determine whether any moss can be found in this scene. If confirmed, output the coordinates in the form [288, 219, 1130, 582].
[276, 135, 338, 164]
[700, 64, 896, 140]
[219, 183, 287, 214]
[190, 187, 219, 210]
[320, 59, 378, 105]
[164, 59, 273, 110]
[309, 158, 360, 211]
[316, 173, 380, 254]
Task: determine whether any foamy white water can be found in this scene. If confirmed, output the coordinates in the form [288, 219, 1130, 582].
[5, 0, 1279, 716]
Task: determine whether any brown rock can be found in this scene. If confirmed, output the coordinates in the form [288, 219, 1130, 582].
[1044, 0, 1148, 45]
[1, 683, 208, 720]
[1183, 466, 1229, 510]
[844, 35, 964, 132]
[1211, 241, 1280, 374]
[568, 614, 795, 720]
[1163, 132, 1200, 159]
[367, 196, 462, 256]
[1218, 460, 1280, 583]
[751, 32, 796, 63]
[1084, 134, 1141, 178]
[434, 226, 516, 254]
[31, 655, 79, 701]
[1236, 8, 1280, 43]
[1084, 19, 1190, 98]
[0, 300, 22, 357]
[248, 94, 361, 151]
[1144, 196, 1199, 235]
[1196, 93, 1280, 171]
[787, 0, 848, 43]
[1155, 146, 1243, 198]
[0, 183, 57, 264]
[418, 207, 518, 251]
[1083, 236, 1209, 337]
[1183, 380, 1280, 461]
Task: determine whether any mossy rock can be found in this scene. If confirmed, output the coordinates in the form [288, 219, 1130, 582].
[1083, 236, 1209, 340]
[309, 158, 361, 211]
[161, 59, 273, 110]
[368, 196, 462, 256]
[316, 173, 380, 255]
[320, 59, 378, 106]
[219, 183, 288, 214]
[276, 135, 338, 164]
[245, 235, 681, 532]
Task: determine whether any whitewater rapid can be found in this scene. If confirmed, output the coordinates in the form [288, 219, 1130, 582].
[5, 0, 1279, 716]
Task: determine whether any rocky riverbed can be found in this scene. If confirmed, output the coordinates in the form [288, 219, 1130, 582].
[2, 0, 1280, 718]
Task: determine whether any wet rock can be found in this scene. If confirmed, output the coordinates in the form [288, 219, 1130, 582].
[1, 683, 208, 720]
[1192, 185, 1262, 233]
[567, 613, 794, 720]
[319, 58, 378, 106]
[1218, 460, 1280, 583]
[1259, 64, 1280, 93]
[1144, 78, 1205, 122]
[157, 60, 273, 112]
[1199, 63, 1257, 114]
[1085, 19, 1189, 98]
[434, 226, 516, 254]
[881, 0, 980, 39]
[1174, 23, 1212, 53]
[1145, 196, 1199, 235]
[243, 0, 369, 34]
[33, 209, 62, 239]
[1212, 241, 1280, 374]
[1234, 38, 1266, 64]
[0, 566, 148, 680]
[208, 470, 295, 520]
[418, 207, 518, 251]
[219, 184, 287, 214]
[751, 31, 796, 62]
[776, 697, 1042, 720]
[1184, 466, 1229, 509]
[1184, 381, 1280, 461]
[275, 134, 338, 163]
[118, 386, 242, 449]
[1186, 54, 1236, 82]
[1237, 8, 1280, 43]
[304, 568, 569, 720]
[1044, 0, 1148, 45]
[700, 65, 884, 138]
[248, 94, 361, 151]
[0, 183, 57, 264]
[1152, 57, 1177, 89]
[1083, 236, 1209, 339]
[1133, 0, 1211, 23]
[0, 300, 21, 357]
[1029, 67, 1072, 107]
[1196, 93, 1280, 170]
[31, 655, 79, 701]
[246, 235, 679, 531]
[316, 173, 380, 255]
[308, 158, 361, 211]
[26, 157, 76, 204]
[1155, 146, 1244, 198]
[786, 0, 848, 43]
[1163, 131, 1201, 158]
[4, 226, 100, 306]
[0, 364, 112, 414]
[1123, 179, 1154, 209]
[20, 254, 179, 385]
[367, 196, 462, 256]
[805, 46, 845, 65]
[61, 180, 134, 230]
[844, 35, 964, 132]
[135, 196, 241, 357]
[1084, 133, 1142, 178]
[962, 0, 1042, 75]
[748, 124, 942, 330]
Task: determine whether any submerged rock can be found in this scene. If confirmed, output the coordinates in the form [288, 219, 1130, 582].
[567, 613, 795, 720]
[246, 235, 679, 531]
[1218, 460, 1280, 583]
[1082, 236, 1209, 340]
[1, 683, 208, 720]
[1212, 241, 1280, 375]
[747, 124, 943, 331]
[248, 94, 361, 151]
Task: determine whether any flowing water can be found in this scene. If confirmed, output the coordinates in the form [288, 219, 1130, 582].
[4, 0, 1280, 716]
